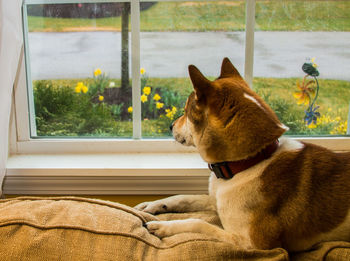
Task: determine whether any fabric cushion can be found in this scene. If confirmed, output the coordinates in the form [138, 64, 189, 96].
[0, 196, 348, 260]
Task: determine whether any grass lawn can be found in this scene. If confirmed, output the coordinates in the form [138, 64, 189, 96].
[33, 77, 350, 137]
[28, 1, 350, 32]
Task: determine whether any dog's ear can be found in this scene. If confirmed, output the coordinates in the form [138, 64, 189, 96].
[219, 57, 242, 79]
[188, 64, 212, 102]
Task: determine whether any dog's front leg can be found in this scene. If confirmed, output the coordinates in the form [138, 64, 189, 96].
[146, 219, 249, 247]
[134, 194, 216, 214]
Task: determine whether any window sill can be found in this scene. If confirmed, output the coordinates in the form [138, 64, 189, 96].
[6, 137, 350, 195]
[4, 152, 210, 195]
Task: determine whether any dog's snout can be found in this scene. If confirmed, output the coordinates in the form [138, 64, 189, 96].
[169, 123, 174, 132]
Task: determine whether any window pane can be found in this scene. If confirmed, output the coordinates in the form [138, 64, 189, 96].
[25, 2, 133, 137]
[139, 1, 246, 137]
[253, 0, 350, 136]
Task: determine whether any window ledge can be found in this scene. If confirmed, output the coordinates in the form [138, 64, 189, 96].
[6, 137, 350, 195]
[4, 153, 210, 195]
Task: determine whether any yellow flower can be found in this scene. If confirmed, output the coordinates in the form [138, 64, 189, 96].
[165, 107, 177, 120]
[308, 122, 317, 129]
[94, 68, 102, 77]
[140, 68, 145, 75]
[81, 85, 88, 94]
[166, 111, 174, 119]
[141, 94, 148, 103]
[75, 82, 87, 93]
[143, 86, 151, 96]
[75, 85, 82, 93]
[128, 106, 133, 113]
[153, 93, 161, 101]
[156, 102, 164, 109]
[98, 95, 104, 101]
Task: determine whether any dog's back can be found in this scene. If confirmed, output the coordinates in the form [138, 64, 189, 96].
[251, 142, 350, 251]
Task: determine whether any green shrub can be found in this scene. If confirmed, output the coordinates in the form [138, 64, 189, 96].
[34, 80, 121, 136]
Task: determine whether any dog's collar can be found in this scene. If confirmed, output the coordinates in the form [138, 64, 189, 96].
[208, 140, 279, 179]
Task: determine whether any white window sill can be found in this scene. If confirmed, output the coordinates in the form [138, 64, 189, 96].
[6, 137, 350, 195]
[4, 152, 210, 195]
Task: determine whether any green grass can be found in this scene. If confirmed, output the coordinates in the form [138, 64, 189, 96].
[28, 1, 350, 32]
[253, 77, 350, 119]
[33, 77, 350, 137]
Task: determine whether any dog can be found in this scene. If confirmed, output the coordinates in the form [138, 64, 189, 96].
[135, 58, 350, 251]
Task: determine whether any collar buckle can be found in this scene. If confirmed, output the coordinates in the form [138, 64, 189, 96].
[208, 162, 233, 180]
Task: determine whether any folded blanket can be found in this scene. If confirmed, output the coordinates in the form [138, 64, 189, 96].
[0, 196, 348, 260]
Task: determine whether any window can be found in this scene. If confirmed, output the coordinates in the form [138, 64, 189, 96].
[21, 0, 350, 141]
[6, 0, 350, 195]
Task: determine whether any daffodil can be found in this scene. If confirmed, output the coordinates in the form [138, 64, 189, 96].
[75, 85, 82, 93]
[308, 122, 317, 129]
[140, 68, 145, 75]
[98, 95, 104, 101]
[166, 111, 174, 119]
[143, 86, 151, 96]
[153, 93, 161, 101]
[94, 68, 102, 77]
[81, 85, 88, 94]
[141, 94, 148, 103]
[75, 82, 86, 93]
[156, 102, 164, 109]
[109, 81, 115, 87]
[128, 106, 133, 113]
[165, 107, 177, 120]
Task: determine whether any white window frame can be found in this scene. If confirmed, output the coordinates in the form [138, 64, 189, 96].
[5, 0, 350, 195]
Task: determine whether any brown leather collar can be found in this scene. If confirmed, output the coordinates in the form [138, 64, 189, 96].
[208, 140, 279, 179]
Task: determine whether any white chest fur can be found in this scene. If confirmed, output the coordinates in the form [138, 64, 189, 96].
[209, 162, 267, 245]
[208, 139, 305, 246]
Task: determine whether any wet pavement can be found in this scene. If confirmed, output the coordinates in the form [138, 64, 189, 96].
[28, 31, 350, 80]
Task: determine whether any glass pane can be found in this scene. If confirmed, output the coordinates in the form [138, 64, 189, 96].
[253, 0, 350, 136]
[25, 2, 132, 137]
[139, 1, 246, 137]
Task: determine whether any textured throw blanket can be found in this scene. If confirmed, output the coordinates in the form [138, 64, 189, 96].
[0, 197, 349, 260]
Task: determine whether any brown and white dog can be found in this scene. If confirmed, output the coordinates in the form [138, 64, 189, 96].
[135, 58, 350, 251]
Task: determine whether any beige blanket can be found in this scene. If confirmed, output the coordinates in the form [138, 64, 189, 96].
[0, 197, 348, 260]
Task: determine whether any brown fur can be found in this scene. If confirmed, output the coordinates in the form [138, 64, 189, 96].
[182, 58, 286, 162]
[252, 143, 350, 250]
[136, 58, 350, 251]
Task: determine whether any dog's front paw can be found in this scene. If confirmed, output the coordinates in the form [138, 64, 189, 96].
[145, 221, 176, 238]
[134, 201, 169, 215]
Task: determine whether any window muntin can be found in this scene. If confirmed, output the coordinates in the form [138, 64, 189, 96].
[22, 0, 350, 141]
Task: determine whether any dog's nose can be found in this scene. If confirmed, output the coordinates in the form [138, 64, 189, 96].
[169, 124, 173, 132]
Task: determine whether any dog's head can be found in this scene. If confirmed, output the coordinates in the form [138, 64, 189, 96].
[171, 58, 287, 163]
